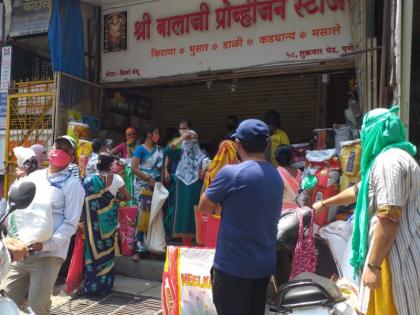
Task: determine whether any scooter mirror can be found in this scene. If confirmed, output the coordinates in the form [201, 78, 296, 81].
[8, 182, 36, 210]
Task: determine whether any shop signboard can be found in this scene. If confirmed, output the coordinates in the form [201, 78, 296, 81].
[1, 46, 12, 94]
[101, 0, 353, 82]
[0, 46, 12, 130]
[10, 0, 50, 37]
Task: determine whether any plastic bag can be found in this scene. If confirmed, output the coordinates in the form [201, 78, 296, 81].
[8, 179, 53, 244]
[137, 189, 153, 233]
[334, 126, 352, 156]
[65, 230, 84, 294]
[194, 207, 208, 245]
[162, 246, 217, 315]
[146, 183, 168, 254]
[119, 206, 138, 256]
[205, 214, 221, 248]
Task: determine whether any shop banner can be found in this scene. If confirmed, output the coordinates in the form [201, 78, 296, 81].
[10, 0, 50, 37]
[102, 0, 353, 82]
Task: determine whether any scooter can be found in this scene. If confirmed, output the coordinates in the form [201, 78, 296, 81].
[267, 207, 346, 314]
[0, 181, 36, 315]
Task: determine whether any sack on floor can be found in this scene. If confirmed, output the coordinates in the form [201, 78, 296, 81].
[146, 182, 168, 254]
[162, 246, 217, 315]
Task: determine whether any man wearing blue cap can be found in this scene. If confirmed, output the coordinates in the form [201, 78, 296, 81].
[198, 119, 284, 315]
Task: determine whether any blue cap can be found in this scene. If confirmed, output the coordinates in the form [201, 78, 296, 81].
[232, 119, 270, 144]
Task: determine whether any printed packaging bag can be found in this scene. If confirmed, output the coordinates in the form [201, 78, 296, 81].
[162, 246, 217, 315]
[340, 140, 361, 178]
[119, 206, 138, 256]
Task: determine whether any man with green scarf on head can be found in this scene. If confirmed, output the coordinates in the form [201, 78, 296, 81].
[313, 106, 420, 315]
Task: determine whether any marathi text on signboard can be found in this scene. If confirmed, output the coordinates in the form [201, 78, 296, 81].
[101, 0, 353, 82]
[10, 0, 50, 37]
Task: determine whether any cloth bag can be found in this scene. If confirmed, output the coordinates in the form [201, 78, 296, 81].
[162, 246, 217, 315]
[289, 208, 317, 280]
[146, 183, 168, 254]
[65, 230, 84, 294]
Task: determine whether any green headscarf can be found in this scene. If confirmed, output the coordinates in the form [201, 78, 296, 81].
[350, 106, 417, 274]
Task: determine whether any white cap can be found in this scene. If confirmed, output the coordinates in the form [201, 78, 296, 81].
[13, 147, 36, 168]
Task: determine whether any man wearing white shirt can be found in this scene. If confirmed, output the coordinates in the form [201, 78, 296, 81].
[1, 136, 85, 315]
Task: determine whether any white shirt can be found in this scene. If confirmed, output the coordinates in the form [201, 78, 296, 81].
[26, 168, 85, 259]
[107, 174, 125, 196]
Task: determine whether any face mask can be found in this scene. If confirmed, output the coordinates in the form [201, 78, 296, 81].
[49, 149, 72, 168]
[179, 129, 185, 136]
[151, 134, 160, 144]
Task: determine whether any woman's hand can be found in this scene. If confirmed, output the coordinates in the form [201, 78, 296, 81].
[164, 170, 170, 185]
[362, 266, 381, 290]
[77, 222, 84, 232]
[312, 201, 325, 213]
[199, 169, 207, 180]
[148, 177, 156, 188]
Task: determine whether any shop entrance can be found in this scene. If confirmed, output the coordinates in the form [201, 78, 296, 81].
[102, 69, 355, 157]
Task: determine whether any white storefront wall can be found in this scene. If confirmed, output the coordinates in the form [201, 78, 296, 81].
[101, 0, 353, 82]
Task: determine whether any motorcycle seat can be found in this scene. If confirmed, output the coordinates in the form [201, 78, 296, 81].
[277, 207, 312, 245]
[276, 273, 345, 311]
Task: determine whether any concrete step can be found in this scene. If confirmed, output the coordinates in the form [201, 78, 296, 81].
[113, 274, 162, 299]
[115, 256, 165, 283]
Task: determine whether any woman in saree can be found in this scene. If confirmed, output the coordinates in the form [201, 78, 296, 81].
[168, 130, 206, 246]
[275, 145, 302, 210]
[131, 125, 164, 261]
[82, 153, 131, 295]
[313, 107, 420, 315]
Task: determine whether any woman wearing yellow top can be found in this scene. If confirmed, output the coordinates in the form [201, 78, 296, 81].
[264, 110, 290, 166]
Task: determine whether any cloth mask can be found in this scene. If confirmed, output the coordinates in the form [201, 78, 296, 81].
[49, 149, 72, 168]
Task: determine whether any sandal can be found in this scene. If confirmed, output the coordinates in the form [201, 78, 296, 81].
[132, 253, 141, 262]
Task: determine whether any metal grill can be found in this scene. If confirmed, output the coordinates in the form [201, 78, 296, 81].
[4, 86, 56, 193]
[51, 293, 161, 315]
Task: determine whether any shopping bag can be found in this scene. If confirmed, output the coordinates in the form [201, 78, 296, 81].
[65, 230, 84, 294]
[289, 208, 317, 280]
[194, 207, 208, 245]
[137, 189, 153, 233]
[146, 183, 168, 254]
[162, 246, 217, 315]
[205, 214, 220, 248]
[119, 206, 138, 256]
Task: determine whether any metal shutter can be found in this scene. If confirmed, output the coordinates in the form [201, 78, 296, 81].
[157, 74, 321, 144]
